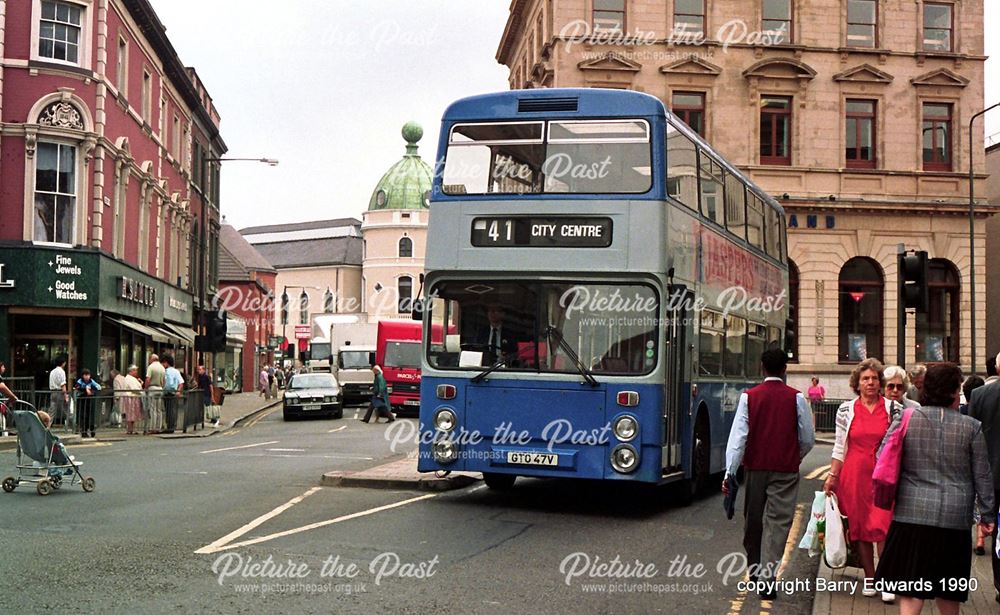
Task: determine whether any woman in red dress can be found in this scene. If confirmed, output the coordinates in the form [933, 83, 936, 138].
[825, 358, 899, 603]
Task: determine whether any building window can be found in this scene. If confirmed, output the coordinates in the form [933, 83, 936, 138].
[674, 0, 705, 35]
[172, 115, 180, 160]
[141, 70, 152, 124]
[845, 99, 876, 169]
[846, 0, 877, 48]
[593, 0, 625, 32]
[324, 288, 335, 314]
[922, 102, 952, 171]
[398, 236, 413, 258]
[762, 0, 792, 44]
[39, 1, 82, 64]
[299, 290, 309, 325]
[788, 259, 799, 362]
[398, 276, 413, 314]
[671, 92, 705, 136]
[33, 142, 77, 244]
[838, 257, 883, 363]
[116, 36, 128, 93]
[923, 2, 953, 52]
[760, 96, 791, 165]
[916, 258, 959, 363]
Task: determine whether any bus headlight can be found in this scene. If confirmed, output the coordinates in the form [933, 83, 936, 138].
[434, 408, 457, 432]
[613, 415, 638, 442]
[610, 444, 639, 473]
[432, 438, 458, 464]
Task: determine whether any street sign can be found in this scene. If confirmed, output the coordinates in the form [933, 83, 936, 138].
[268, 335, 284, 349]
[294, 324, 312, 340]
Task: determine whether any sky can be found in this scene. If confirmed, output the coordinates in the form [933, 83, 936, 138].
[150, 1, 999, 231]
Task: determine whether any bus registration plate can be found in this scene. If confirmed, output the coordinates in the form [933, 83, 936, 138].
[507, 452, 558, 466]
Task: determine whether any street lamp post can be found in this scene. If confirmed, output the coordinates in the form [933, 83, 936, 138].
[198, 155, 278, 374]
[968, 103, 999, 376]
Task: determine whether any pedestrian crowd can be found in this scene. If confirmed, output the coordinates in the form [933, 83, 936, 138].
[726, 351, 1000, 615]
[21, 354, 226, 437]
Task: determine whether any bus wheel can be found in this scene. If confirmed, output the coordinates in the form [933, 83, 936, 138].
[676, 417, 710, 506]
[483, 473, 516, 490]
[691, 418, 711, 494]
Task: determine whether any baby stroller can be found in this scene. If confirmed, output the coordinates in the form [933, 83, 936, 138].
[2, 401, 95, 496]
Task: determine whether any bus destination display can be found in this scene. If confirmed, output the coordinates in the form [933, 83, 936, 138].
[471, 217, 613, 248]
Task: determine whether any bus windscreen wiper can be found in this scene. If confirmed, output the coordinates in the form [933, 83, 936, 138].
[544, 325, 599, 387]
[471, 354, 514, 384]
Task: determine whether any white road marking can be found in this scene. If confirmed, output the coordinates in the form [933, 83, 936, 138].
[259, 454, 375, 460]
[199, 492, 438, 554]
[194, 486, 322, 554]
[266, 448, 305, 452]
[200, 440, 279, 454]
[328, 425, 347, 433]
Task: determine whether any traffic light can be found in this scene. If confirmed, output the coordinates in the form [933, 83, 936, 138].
[280, 291, 289, 325]
[901, 250, 929, 313]
[207, 310, 227, 353]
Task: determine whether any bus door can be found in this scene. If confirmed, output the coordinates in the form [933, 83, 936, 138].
[662, 285, 691, 472]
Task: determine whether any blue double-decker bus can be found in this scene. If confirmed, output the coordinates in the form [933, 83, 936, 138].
[416, 88, 788, 497]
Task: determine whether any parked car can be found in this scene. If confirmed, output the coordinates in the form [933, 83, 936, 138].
[283, 373, 343, 420]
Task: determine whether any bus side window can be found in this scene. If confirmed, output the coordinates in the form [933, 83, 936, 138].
[746, 323, 767, 378]
[724, 315, 746, 378]
[747, 194, 765, 250]
[699, 154, 725, 226]
[666, 121, 699, 210]
[699, 310, 724, 376]
[724, 171, 746, 241]
[765, 205, 781, 258]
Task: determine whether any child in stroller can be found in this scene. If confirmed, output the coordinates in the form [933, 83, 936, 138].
[2, 402, 95, 496]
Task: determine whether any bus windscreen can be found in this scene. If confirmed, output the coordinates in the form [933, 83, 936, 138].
[427, 281, 658, 375]
[442, 120, 652, 195]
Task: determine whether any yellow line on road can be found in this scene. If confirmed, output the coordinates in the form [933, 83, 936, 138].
[805, 464, 831, 480]
[727, 502, 807, 614]
[194, 486, 322, 554]
[200, 492, 438, 554]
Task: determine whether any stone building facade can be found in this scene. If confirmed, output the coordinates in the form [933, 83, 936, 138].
[497, 0, 989, 395]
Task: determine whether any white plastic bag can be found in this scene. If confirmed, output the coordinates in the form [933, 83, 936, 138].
[798, 491, 826, 556]
[824, 493, 848, 568]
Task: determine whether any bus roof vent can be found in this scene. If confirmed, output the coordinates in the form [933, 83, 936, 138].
[518, 97, 578, 113]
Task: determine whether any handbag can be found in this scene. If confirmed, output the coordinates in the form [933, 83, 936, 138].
[824, 493, 849, 568]
[872, 408, 913, 510]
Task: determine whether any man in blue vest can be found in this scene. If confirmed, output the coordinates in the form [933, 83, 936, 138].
[723, 348, 814, 601]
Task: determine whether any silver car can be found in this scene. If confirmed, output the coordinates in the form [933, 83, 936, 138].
[283, 373, 343, 420]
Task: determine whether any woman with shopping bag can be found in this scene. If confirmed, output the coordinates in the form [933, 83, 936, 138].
[824, 358, 900, 603]
[874, 363, 994, 615]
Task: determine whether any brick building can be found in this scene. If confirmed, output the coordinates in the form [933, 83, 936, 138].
[0, 0, 225, 388]
[497, 0, 990, 394]
[217, 224, 275, 393]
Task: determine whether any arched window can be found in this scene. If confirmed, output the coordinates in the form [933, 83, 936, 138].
[323, 287, 335, 314]
[398, 236, 413, 258]
[299, 290, 309, 325]
[838, 257, 883, 362]
[916, 258, 959, 362]
[788, 259, 799, 362]
[397, 276, 412, 314]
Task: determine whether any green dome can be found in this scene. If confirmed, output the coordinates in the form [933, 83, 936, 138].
[368, 122, 433, 211]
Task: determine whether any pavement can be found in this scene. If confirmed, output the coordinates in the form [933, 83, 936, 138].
[811, 544, 997, 615]
[321, 453, 481, 491]
[0, 391, 281, 450]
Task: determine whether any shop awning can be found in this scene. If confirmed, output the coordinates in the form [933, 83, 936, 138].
[106, 317, 171, 343]
[161, 322, 197, 346]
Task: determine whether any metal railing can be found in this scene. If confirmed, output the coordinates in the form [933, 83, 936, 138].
[811, 399, 847, 433]
[2, 384, 209, 436]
